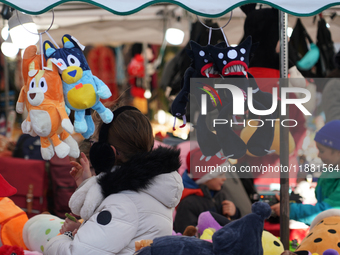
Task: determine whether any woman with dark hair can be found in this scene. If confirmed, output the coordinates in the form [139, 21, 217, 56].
[45, 105, 184, 255]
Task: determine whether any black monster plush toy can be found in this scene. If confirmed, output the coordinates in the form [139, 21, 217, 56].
[208, 36, 277, 158]
[171, 36, 277, 160]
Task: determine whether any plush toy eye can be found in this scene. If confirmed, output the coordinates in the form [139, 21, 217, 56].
[199, 50, 205, 57]
[38, 77, 48, 93]
[67, 54, 81, 67]
[29, 79, 35, 89]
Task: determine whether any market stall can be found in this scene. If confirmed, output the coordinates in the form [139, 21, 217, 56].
[0, 0, 339, 253]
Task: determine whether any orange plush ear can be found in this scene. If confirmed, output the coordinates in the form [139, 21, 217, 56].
[22, 45, 41, 85]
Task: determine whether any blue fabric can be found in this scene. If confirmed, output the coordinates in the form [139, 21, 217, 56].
[182, 170, 199, 189]
[314, 120, 340, 150]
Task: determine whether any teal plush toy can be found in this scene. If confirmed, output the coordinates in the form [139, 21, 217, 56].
[43, 34, 113, 138]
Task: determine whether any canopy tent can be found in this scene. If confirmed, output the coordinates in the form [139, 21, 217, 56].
[1, 0, 339, 250]
[4, 0, 340, 17]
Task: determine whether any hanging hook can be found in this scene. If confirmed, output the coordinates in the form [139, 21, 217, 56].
[196, 12, 233, 45]
[14, 9, 56, 69]
[14, 9, 55, 36]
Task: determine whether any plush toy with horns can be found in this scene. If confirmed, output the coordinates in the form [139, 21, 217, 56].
[43, 34, 113, 138]
[18, 45, 79, 160]
[171, 36, 277, 160]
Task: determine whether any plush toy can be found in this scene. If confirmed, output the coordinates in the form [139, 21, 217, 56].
[0, 245, 24, 255]
[172, 36, 276, 160]
[135, 201, 271, 255]
[171, 40, 222, 159]
[240, 119, 296, 156]
[295, 209, 340, 255]
[22, 214, 65, 253]
[262, 230, 284, 255]
[16, 46, 42, 137]
[196, 210, 284, 255]
[18, 45, 79, 160]
[43, 34, 113, 138]
[207, 36, 277, 158]
[0, 174, 28, 249]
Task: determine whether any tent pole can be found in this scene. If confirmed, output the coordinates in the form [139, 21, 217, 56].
[279, 10, 290, 250]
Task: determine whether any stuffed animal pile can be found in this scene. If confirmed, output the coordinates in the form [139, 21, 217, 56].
[135, 201, 272, 255]
[171, 37, 277, 160]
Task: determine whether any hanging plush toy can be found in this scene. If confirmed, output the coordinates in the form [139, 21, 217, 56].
[171, 35, 277, 160]
[16, 46, 42, 137]
[43, 34, 113, 138]
[19, 45, 79, 160]
[171, 41, 227, 159]
[208, 36, 277, 158]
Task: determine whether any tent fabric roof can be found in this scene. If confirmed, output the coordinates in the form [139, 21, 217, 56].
[5, 0, 340, 17]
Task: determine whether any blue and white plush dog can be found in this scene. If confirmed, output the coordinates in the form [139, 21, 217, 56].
[43, 34, 113, 138]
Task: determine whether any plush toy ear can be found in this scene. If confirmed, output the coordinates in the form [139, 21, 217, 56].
[240, 3, 256, 16]
[62, 34, 76, 49]
[46, 59, 58, 73]
[28, 60, 38, 78]
[239, 35, 253, 49]
[62, 34, 85, 51]
[215, 41, 227, 48]
[43, 41, 56, 58]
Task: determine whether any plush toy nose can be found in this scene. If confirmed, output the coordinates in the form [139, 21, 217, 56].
[68, 70, 77, 77]
[29, 93, 36, 100]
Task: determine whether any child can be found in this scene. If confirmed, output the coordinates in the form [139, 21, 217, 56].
[271, 120, 340, 225]
[173, 147, 241, 234]
[44, 105, 184, 255]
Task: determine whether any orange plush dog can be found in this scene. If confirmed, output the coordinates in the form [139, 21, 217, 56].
[16, 46, 41, 137]
[18, 45, 79, 160]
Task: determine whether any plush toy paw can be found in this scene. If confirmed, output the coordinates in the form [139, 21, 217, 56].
[16, 102, 24, 114]
[81, 114, 95, 139]
[63, 135, 80, 158]
[54, 142, 71, 159]
[74, 119, 88, 133]
[62, 119, 74, 134]
[96, 85, 112, 99]
[21, 120, 32, 134]
[41, 145, 55, 160]
[99, 108, 113, 124]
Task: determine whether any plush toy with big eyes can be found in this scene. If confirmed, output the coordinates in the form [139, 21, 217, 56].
[19, 45, 79, 160]
[207, 36, 277, 158]
[171, 41, 225, 159]
[43, 34, 113, 138]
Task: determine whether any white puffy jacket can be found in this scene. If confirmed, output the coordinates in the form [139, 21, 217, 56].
[44, 147, 183, 255]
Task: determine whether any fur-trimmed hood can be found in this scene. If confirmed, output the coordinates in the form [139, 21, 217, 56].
[98, 146, 182, 198]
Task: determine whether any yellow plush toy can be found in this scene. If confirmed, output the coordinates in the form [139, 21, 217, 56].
[295, 209, 340, 255]
[262, 230, 284, 255]
[240, 119, 295, 156]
